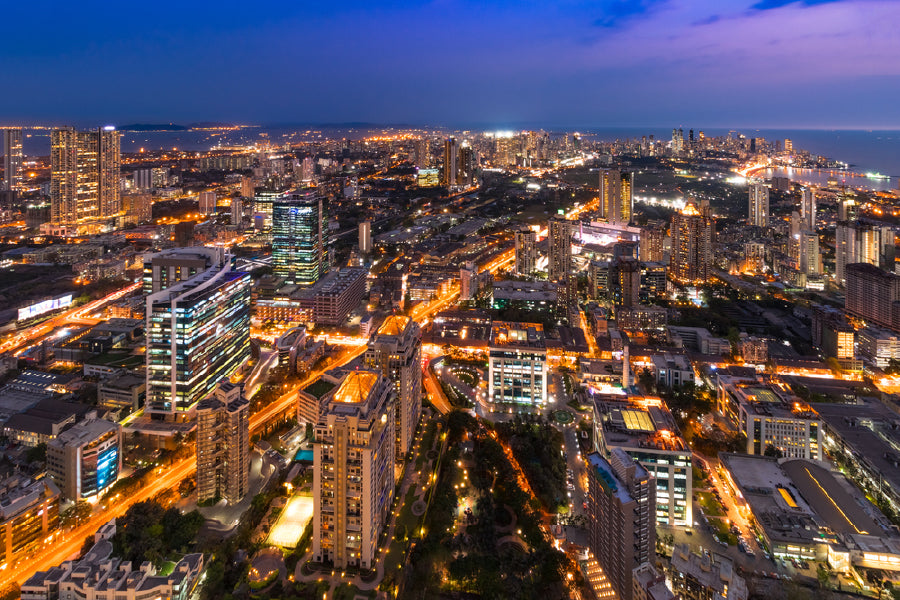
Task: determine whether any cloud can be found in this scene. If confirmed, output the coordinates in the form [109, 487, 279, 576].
[750, 0, 843, 11]
[592, 0, 668, 27]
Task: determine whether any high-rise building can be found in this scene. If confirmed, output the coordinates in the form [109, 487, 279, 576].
[198, 191, 217, 215]
[365, 315, 422, 461]
[359, 220, 372, 255]
[835, 223, 894, 285]
[459, 261, 478, 301]
[801, 188, 816, 230]
[784, 138, 793, 153]
[798, 231, 821, 276]
[1, 128, 24, 192]
[442, 137, 458, 187]
[46, 417, 120, 501]
[489, 322, 547, 407]
[670, 202, 714, 284]
[639, 226, 665, 263]
[748, 183, 769, 227]
[272, 192, 328, 286]
[133, 168, 152, 191]
[457, 145, 475, 187]
[587, 449, 655, 600]
[122, 192, 152, 226]
[241, 175, 255, 198]
[145, 248, 251, 416]
[230, 197, 243, 226]
[514, 228, 537, 275]
[600, 169, 634, 224]
[0, 475, 60, 568]
[845, 262, 900, 329]
[671, 128, 684, 155]
[548, 215, 571, 282]
[312, 371, 395, 570]
[50, 126, 121, 233]
[413, 138, 429, 169]
[196, 382, 250, 504]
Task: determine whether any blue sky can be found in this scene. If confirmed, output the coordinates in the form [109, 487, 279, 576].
[2, 0, 899, 128]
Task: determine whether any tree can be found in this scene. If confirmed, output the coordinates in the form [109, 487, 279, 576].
[764, 444, 784, 459]
[61, 501, 93, 528]
[26, 443, 47, 464]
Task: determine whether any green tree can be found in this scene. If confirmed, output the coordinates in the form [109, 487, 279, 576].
[25, 442, 47, 463]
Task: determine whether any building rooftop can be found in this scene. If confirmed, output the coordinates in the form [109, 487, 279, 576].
[333, 371, 379, 404]
[490, 321, 546, 350]
[595, 396, 689, 454]
[50, 417, 118, 448]
[377, 315, 411, 337]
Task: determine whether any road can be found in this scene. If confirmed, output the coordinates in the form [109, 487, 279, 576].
[0, 281, 141, 356]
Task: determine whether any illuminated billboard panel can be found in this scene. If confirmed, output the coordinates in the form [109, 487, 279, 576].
[17, 294, 73, 321]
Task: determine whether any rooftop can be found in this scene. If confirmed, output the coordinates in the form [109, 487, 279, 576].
[377, 315, 411, 337]
[490, 321, 546, 350]
[333, 371, 379, 404]
[596, 396, 688, 454]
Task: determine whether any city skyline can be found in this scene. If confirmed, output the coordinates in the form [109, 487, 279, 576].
[2, 1, 899, 128]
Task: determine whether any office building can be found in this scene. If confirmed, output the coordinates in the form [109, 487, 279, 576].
[2, 128, 24, 192]
[587, 449, 655, 600]
[548, 215, 571, 282]
[514, 228, 537, 275]
[670, 202, 713, 284]
[46, 417, 121, 501]
[488, 322, 547, 407]
[359, 220, 372, 255]
[50, 126, 121, 233]
[145, 248, 251, 415]
[845, 262, 900, 330]
[196, 382, 250, 504]
[748, 183, 769, 227]
[716, 373, 822, 459]
[198, 191, 217, 215]
[593, 397, 691, 526]
[599, 169, 634, 224]
[0, 475, 60, 569]
[801, 188, 815, 231]
[312, 371, 395, 570]
[442, 137, 458, 187]
[272, 192, 328, 286]
[365, 315, 422, 460]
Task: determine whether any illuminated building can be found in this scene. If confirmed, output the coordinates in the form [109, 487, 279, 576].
[548, 215, 571, 282]
[50, 126, 121, 233]
[593, 397, 691, 526]
[416, 168, 440, 187]
[748, 183, 769, 227]
[365, 315, 422, 460]
[798, 231, 821, 276]
[198, 190, 217, 215]
[639, 226, 665, 263]
[821, 319, 855, 359]
[359, 220, 372, 255]
[231, 196, 243, 226]
[858, 326, 900, 368]
[845, 262, 900, 330]
[599, 169, 633, 224]
[272, 192, 329, 286]
[0, 475, 59, 569]
[514, 228, 537, 275]
[196, 382, 250, 504]
[458, 144, 475, 186]
[669, 544, 748, 600]
[670, 202, 713, 284]
[587, 449, 655, 600]
[633, 562, 675, 600]
[784, 138, 793, 153]
[460, 261, 478, 301]
[801, 187, 815, 230]
[414, 138, 429, 168]
[145, 248, 251, 416]
[1, 128, 24, 192]
[488, 321, 547, 407]
[716, 373, 822, 459]
[312, 371, 395, 570]
[442, 137, 458, 187]
[671, 128, 683, 154]
[252, 189, 281, 231]
[46, 417, 120, 501]
[836, 223, 894, 286]
[122, 192, 151, 225]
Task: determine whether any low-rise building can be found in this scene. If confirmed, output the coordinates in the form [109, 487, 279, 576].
[858, 326, 900, 368]
[669, 543, 748, 600]
[648, 352, 694, 388]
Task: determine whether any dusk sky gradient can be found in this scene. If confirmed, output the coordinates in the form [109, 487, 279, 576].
[3, 0, 900, 128]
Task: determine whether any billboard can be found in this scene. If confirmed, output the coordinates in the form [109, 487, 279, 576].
[17, 294, 73, 321]
[416, 168, 440, 188]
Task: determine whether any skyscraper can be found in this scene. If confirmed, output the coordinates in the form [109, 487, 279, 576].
[359, 220, 372, 255]
[1, 128, 24, 192]
[801, 188, 816, 231]
[413, 138, 429, 169]
[272, 192, 329, 286]
[313, 371, 395, 570]
[599, 169, 634, 224]
[639, 226, 665, 263]
[50, 126, 121, 233]
[514, 228, 537, 275]
[365, 315, 422, 460]
[198, 191, 217, 215]
[196, 382, 250, 504]
[845, 263, 900, 329]
[442, 137, 458, 187]
[835, 223, 894, 285]
[587, 448, 655, 600]
[748, 183, 769, 227]
[670, 202, 714, 284]
[230, 197, 243, 226]
[459, 261, 478, 301]
[457, 144, 475, 187]
[798, 231, 821, 276]
[548, 215, 572, 282]
[145, 248, 251, 416]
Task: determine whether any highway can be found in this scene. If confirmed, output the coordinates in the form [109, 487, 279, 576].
[0, 245, 515, 589]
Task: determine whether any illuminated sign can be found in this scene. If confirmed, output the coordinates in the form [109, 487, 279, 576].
[17, 294, 73, 321]
[96, 446, 118, 493]
[416, 168, 440, 187]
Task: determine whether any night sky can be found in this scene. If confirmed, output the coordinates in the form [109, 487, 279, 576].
[3, 0, 899, 128]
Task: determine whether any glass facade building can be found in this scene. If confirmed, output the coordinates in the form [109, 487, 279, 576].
[146, 250, 251, 415]
[488, 322, 547, 407]
[273, 193, 328, 286]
